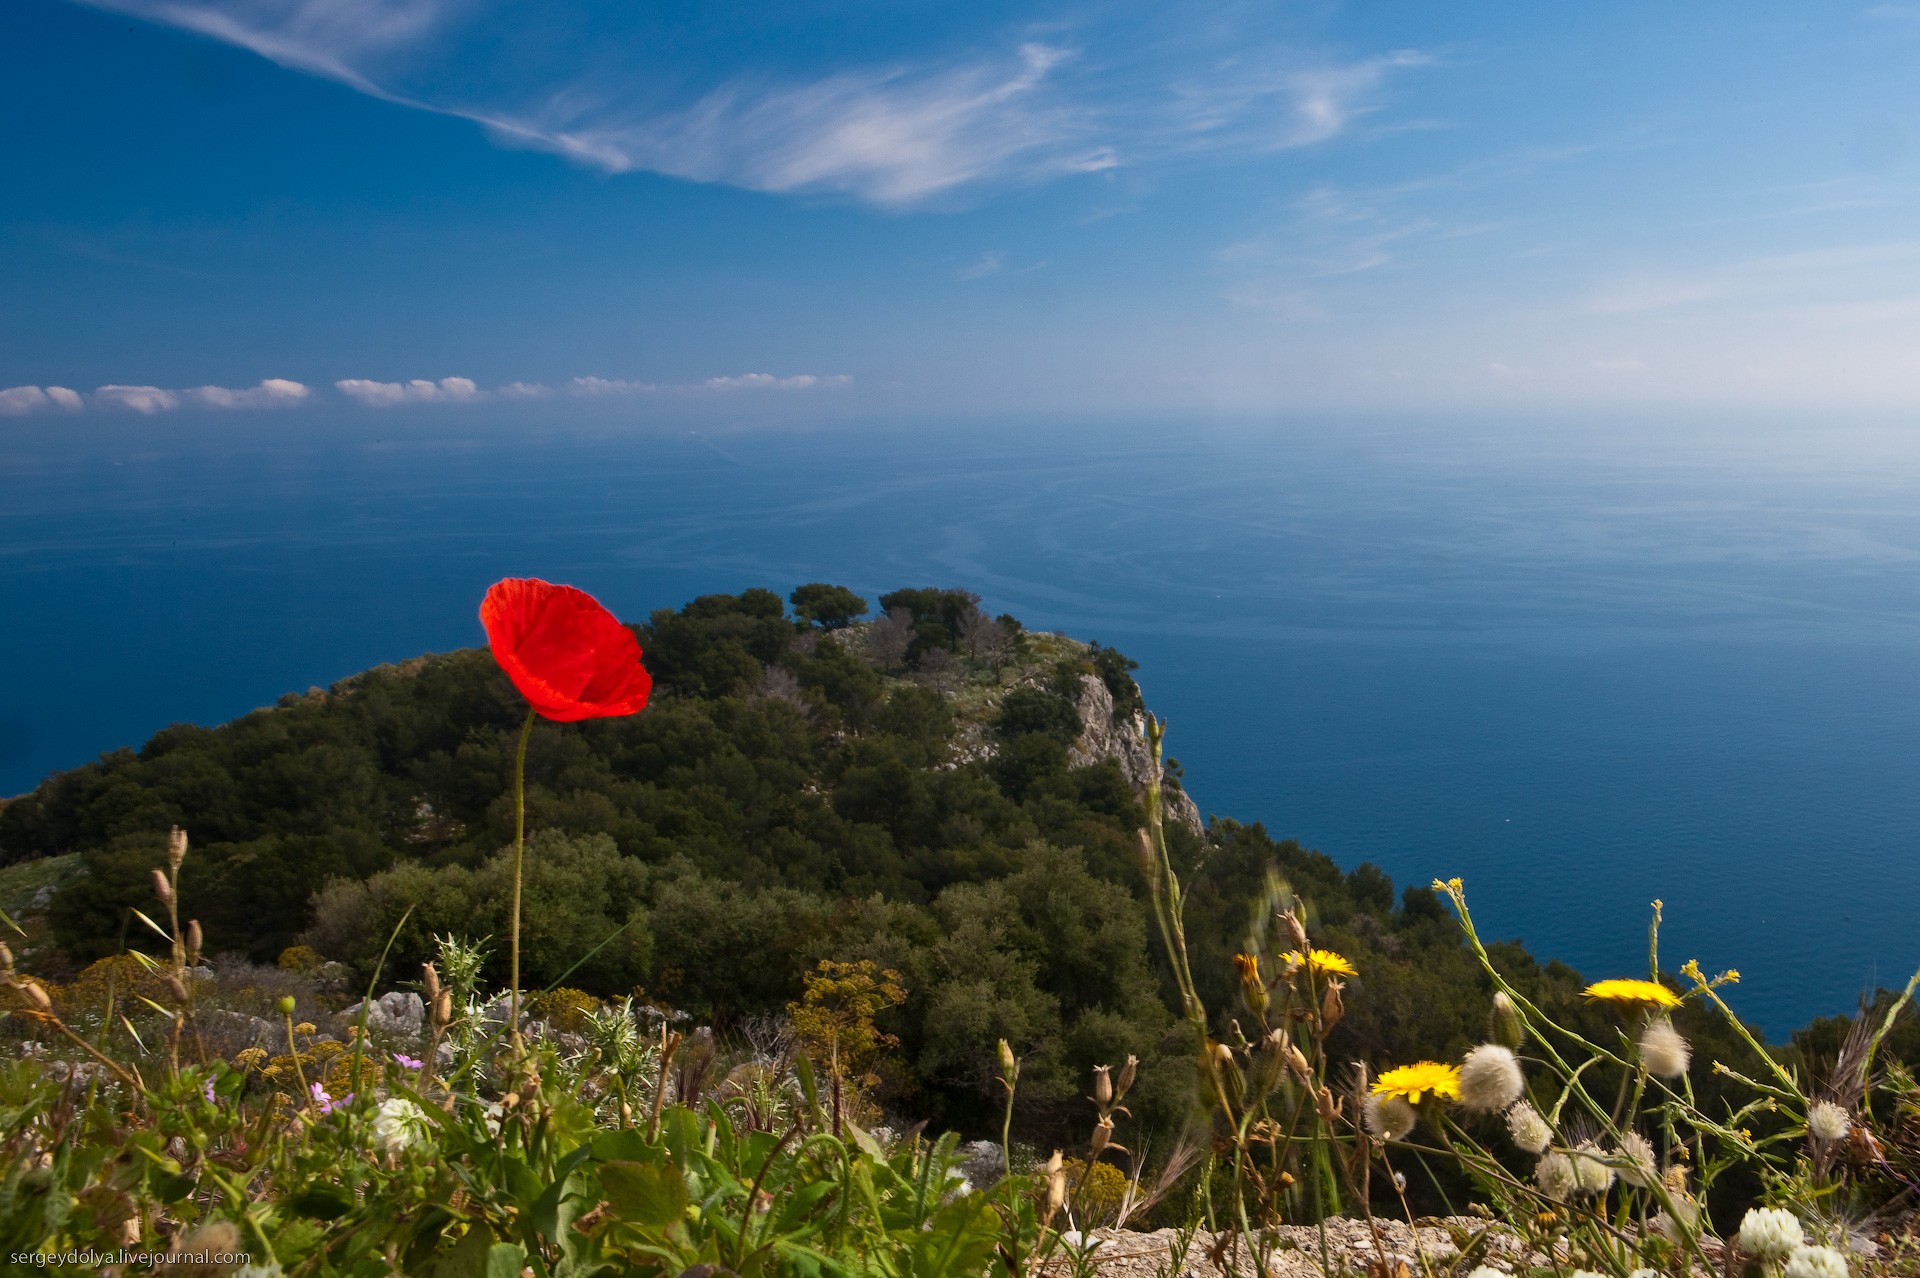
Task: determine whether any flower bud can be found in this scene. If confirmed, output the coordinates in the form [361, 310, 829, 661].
[151, 869, 174, 906]
[997, 1039, 1018, 1082]
[1490, 991, 1526, 1049]
[276, 995, 297, 1016]
[1233, 953, 1268, 1017]
[1282, 908, 1310, 956]
[1320, 979, 1345, 1031]
[1091, 1064, 1113, 1107]
[167, 825, 188, 870]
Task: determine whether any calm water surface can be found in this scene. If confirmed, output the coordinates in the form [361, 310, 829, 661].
[3, 409, 1917, 1035]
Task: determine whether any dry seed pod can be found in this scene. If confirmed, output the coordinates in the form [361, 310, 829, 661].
[1114, 1054, 1138, 1101]
[150, 869, 174, 905]
[167, 826, 188, 870]
[1089, 1115, 1113, 1157]
[1091, 1064, 1113, 1107]
[0, 943, 13, 973]
[1284, 1042, 1313, 1082]
[1320, 979, 1346, 1030]
[21, 980, 52, 1014]
[185, 921, 203, 964]
[422, 962, 442, 1000]
[1282, 908, 1310, 955]
[434, 989, 453, 1026]
[1043, 1151, 1066, 1215]
[163, 973, 190, 1003]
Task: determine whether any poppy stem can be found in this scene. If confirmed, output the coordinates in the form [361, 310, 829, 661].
[508, 705, 536, 1052]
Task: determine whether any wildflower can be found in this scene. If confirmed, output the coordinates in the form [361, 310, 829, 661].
[1784, 1245, 1850, 1278]
[203, 1078, 217, 1104]
[373, 1097, 429, 1155]
[1534, 1151, 1577, 1201]
[1571, 1142, 1613, 1194]
[1583, 978, 1681, 1010]
[1371, 1061, 1460, 1105]
[310, 1082, 352, 1116]
[1457, 1044, 1524, 1112]
[480, 577, 654, 722]
[1637, 1019, 1691, 1078]
[294, 1021, 317, 1036]
[1808, 1100, 1851, 1143]
[392, 1052, 425, 1070]
[1505, 1101, 1552, 1153]
[1361, 1094, 1416, 1141]
[1281, 948, 1357, 978]
[1465, 1269, 1509, 1278]
[1615, 1131, 1657, 1188]
[1738, 1207, 1805, 1259]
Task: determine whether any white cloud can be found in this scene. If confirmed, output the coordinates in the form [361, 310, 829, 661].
[334, 376, 480, 405]
[566, 376, 654, 396]
[181, 378, 313, 408]
[93, 384, 181, 414]
[958, 251, 1003, 280]
[497, 380, 553, 398]
[77, 1, 1426, 206]
[702, 372, 849, 390]
[0, 385, 84, 416]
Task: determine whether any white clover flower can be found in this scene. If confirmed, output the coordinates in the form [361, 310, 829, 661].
[1738, 1207, 1806, 1259]
[1572, 1141, 1614, 1195]
[1457, 1044, 1524, 1112]
[1615, 1131, 1657, 1188]
[1808, 1100, 1852, 1143]
[1637, 1019, 1691, 1078]
[1361, 1094, 1417, 1141]
[1535, 1150, 1577, 1201]
[373, 1097, 429, 1155]
[1784, 1245, 1850, 1278]
[1506, 1101, 1552, 1153]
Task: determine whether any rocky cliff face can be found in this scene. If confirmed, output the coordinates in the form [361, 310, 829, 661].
[1064, 675, 1204, 835]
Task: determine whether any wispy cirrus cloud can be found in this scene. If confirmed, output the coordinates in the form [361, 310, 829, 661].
[73, 0, 1427, 205]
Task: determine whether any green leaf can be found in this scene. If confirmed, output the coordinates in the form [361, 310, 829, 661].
[287, 1181, 356, 1220]
[599, 1159, 688, 1229]
[484, 1242, 528, 1278]
[588, 1129, 659, 1164]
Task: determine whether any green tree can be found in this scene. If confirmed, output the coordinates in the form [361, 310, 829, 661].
[790, 583, 868, 629]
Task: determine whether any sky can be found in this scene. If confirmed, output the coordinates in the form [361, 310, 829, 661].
[4, 1, 1920, 416]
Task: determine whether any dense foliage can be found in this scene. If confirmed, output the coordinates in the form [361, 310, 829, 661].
[0, 584, 1908, 1151]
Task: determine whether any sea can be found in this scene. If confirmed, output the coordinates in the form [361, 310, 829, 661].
[3, 406, 1918, 1038]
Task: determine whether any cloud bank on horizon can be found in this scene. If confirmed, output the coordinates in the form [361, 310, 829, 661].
[0, 373, 852, 416]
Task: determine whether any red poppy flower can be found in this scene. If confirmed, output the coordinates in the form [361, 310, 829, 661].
[480, 578, 653, 722]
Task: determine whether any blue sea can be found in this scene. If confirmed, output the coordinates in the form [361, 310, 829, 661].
[4, 407, 1918, 1036]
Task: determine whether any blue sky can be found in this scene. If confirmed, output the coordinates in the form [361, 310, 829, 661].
[4, 0, 1920, 417]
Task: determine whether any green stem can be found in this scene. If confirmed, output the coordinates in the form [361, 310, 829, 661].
[508, 706, 536, 1052]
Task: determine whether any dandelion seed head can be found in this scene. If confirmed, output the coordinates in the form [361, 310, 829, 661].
[1615, 1131, 1657, 1188]
[1506, 1101, 1552, 1153]
[1534, 1150, 1577, 1201]
[1739, 1207, 1806, 1259]
[1572, 1141, 1614, 1194]
[1638, 1019, 1691, 1078]
[1361, 1093, 1417, 1141]
[1457, 1043, 1524, 1112]
[1808, 1100, 1851, 1143]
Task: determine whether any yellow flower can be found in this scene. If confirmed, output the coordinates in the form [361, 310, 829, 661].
[1371, 1061, 1461, 1104]
[1582, 979, 1681, 1010]
[1282, 948, 1357, 978]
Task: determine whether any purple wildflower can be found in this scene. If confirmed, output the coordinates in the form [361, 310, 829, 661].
[310, 1082, 353, 1115]
[392, 1052, 424, 1070]
[204, 1078, 217, 1104]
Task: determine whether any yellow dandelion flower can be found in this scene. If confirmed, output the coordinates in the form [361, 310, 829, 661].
[1582, 979, 1680, 1010]
[1371, 1061, 1461, 1104]
[1282, 948, 1357, 978]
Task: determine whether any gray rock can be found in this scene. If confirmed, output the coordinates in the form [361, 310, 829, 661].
[340, 991, 425, 1039]
[1065, 675, 1204, 834]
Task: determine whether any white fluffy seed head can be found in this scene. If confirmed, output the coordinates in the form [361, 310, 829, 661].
[1784, 1245, 1851, 1278]
[1615, 1131, 1657, 1188]
[373, 1097, 428, 1156]
[1361, 1094, 1417, 1141]
[1506, 1101, 1552, 1153]
[1534, 1151, 1577, 1201]
[1738, 1207, 1806, 1259]
[1457, 1043, 1524, 1112]
[1638, 1018, 1691, 1078]
[1808, 1100, 1852, 1143]
[1572, 1142, 1614, 1195]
